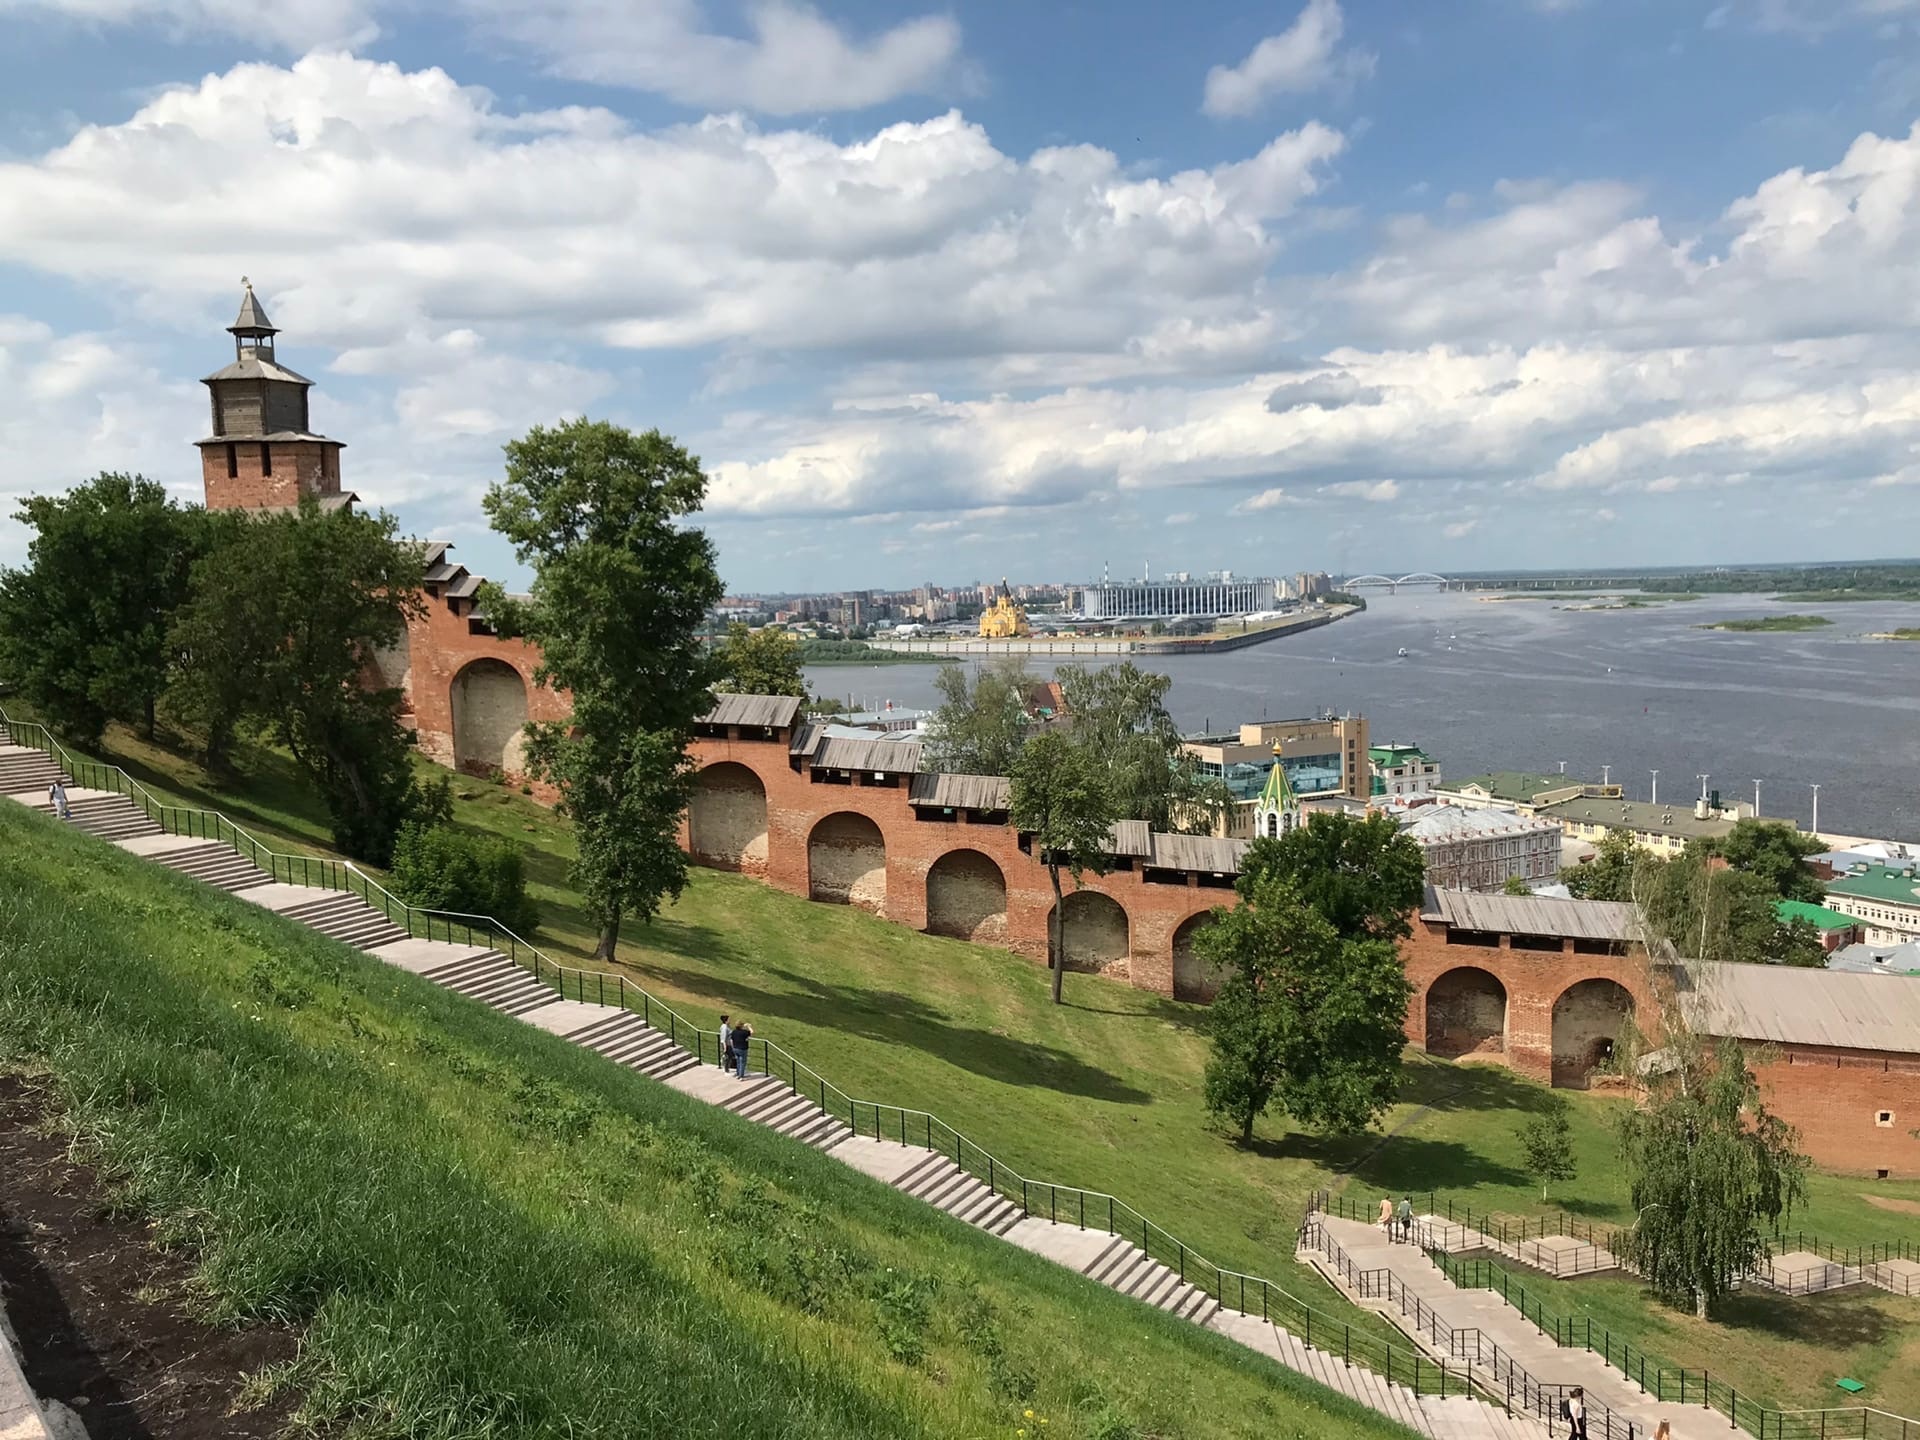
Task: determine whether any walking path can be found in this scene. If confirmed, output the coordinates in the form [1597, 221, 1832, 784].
[1307, 1214, 1722, 1439]
[1, 747, 1544, 1440]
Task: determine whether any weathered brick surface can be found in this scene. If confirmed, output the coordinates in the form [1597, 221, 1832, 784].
[199, 439, 341, 510]
[1748, 1045, 1920, 1177]
[1400, 917, 1657, 1086]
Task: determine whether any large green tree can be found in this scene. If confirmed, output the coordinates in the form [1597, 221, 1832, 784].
[0, 473, 208, 742]
[483, 419, 723, 961]
[924, 658, 1038, 777]
[712, 621, 806, 697]
[1562, 828, 1641, 902]
[1640, 843, 1827, 967]
[1009, 729, 1119, 1005]
[1616, 1031, 1808, 1318]
[1058, 661, 1228, 833]
[1197, 871, 1412, 1143]
[1238, 811, 1425, 944]
[167, 502, 433, 863]
[1718, 819, 1827, 903]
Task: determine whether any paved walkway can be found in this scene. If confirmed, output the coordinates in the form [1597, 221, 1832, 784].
[1312, 1215, 1722, 1439]
[4, 762, 1547, 1438]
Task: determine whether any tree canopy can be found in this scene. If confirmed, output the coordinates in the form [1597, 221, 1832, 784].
[483, 419, 723, 960]
[1008, 729, 1118, 1005]
[167, 501, 436, 864]
[1562, 828, 1639, 902]
[925, 659, 1038, 778]
[1718, 819, 1826, 903]
[1198, 870, 1411, 1143]
[1237, 811, 1425, 944]
[0, 473, 208, 742]
[1639, 840, 1829, 967]
[1057, 661, 1228, 834]
[1517, 1101, 1578, 1201]
[1616, 1030, 1808, 1318]
[712, 621, 806, 698]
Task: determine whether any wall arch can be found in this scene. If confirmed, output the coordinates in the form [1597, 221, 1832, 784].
[1551, 977, 1634, 1088]
[1425, 967, 1508, 1059]
[451, 657, 529, 775]
[1172, 912, 1217, 1002]
[1056, 889, 1131, 975]
[689, 762, 769, 875]
[808, 812, 888, 912]
[925, 849, 1007, 943]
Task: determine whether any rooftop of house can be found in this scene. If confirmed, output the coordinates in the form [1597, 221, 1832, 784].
[1402, 804, 1561, 844]
[1773, 898, 1860, 933]
[1537, 795, 1738, 841]
[1828, 940, 1920, 976]
[1824, 862, 1920, 907]
[1674, 959, 1920, 1055]
[1370, 744, 1435, 768]
[1444, 771, 1571, 802]
[1420, 885, 1641, 940]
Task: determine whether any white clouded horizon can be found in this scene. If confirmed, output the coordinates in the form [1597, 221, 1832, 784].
[2, 47, 1919, 583]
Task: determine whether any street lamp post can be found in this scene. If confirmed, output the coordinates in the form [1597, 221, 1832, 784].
[1697, 773, 1711, 803]
[1810, 783, 1821, 838]
[1753, 779, 1762, 818]
[1650, 769, 1659, 804]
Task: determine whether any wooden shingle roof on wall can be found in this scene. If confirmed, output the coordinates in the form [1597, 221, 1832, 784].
[700, 693, 804, 730]
[908, 773, 1011, 810]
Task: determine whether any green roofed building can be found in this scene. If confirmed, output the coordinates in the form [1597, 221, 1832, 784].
[1433, 771, 1617, 814]
[1369, 742, 1441, 799]
[1822, 863, 1920, 946]
[1773, 898, 1861, 951]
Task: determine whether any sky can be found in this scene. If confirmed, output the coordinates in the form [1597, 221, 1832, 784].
[2, 1, 1920, 593]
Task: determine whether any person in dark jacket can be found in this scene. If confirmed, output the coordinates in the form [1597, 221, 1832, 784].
[731, 1019, 753, 1079]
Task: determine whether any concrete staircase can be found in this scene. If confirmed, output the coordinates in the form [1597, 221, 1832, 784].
[1082, 1232, 1222, 1324]
[416, 948, 563, 1017]
[565, 1010, 705, 1083]
[276, 890, 413, 952]
[20, 787, 163, 842]
[719, 1073, 858, 1150]
[893, 1151, 1026, 1235]
[147, 839, 274, 892]
[0, 744, 64, 795]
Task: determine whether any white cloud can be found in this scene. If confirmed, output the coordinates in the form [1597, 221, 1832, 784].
[0, 0, 373, 49]
[0, 55, 1343, 384]
[466, 0, 963, 114]
[1443, 519, 1479, 538]
[1324, 478, 1401, 501]
[1203, 0, 1373, 118]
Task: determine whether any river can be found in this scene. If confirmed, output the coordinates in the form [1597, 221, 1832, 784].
[805, 591, 1920, 841]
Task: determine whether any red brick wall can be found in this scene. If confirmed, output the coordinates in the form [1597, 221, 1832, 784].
[1401, 917, 1657, 1085]
[683, 729, 1228, 996]
[1749, 1044, 1920, 1177]
[201, 440, 341, 510]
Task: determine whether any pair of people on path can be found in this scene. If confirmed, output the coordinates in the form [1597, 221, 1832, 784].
[47, 779, 70, 821]
[718, 1013, 753, 1079]
[1378, 1195, 1415, 1243]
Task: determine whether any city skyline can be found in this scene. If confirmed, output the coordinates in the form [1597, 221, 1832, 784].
[4, 2, 1920, 592]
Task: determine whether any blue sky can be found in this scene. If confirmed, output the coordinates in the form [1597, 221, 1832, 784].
[2, 0, 1919, 593]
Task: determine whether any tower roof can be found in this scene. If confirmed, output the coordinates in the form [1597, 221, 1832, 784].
[1259, 749, 1297, 812]
[229, 278, 277, 336]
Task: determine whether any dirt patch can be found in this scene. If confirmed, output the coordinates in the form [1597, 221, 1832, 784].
[1861, 1193, 1920, 1216]
[0, 1073, 298, 1440]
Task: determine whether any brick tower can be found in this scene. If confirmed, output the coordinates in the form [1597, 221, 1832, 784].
[196, 280, 346, 511]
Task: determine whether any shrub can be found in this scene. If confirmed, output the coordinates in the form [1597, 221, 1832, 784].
[389, 822, 540, 936]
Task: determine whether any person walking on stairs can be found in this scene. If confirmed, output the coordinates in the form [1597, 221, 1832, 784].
[48, 778, 71, 821]
[730, 1019, 753, 1079]
[1652, 1422, 1670, 1440]
[1560, 1386, 1587, 1440]
[718, 1014, 733, 1070]
[1396, 1196, 1413, 1244]
[1379, 1195, 1394, 1240]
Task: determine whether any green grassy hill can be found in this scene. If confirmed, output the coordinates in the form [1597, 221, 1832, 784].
[0, 801, 1418, 1440]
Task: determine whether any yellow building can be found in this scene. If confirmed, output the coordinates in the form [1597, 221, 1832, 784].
[978, 578, 1031, 638]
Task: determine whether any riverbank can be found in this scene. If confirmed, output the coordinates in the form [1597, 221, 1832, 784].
[861, 605, 1357, 659]
[1697, 614, 1834, 632]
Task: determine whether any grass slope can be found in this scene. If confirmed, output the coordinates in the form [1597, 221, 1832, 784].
[0, 801, 1418, 1440]
[43, 725, 1920, 1415]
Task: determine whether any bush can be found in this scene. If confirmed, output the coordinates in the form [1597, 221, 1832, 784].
[389, 822, 540, 936]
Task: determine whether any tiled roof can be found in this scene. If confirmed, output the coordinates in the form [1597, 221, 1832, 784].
[1674, 959, 1920, 1055]
[1774, 899, 1860, 933]
[1824, 863, 1920, 910]
[1403, 805, 1561, 843]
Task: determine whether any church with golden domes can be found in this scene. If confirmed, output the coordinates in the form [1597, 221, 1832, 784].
[978, 579, 1031, 638]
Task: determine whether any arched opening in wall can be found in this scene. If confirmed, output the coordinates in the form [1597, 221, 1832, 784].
[926, 849, 1007, 944]
[1172, 912, 1216, 1002]
[1053, 889, 1130, 977]
[808, 812, 887, 913]
[1551, 978, 1634, 1089]
[689, 762, 768, 876]
[451, 658, 529, 776]
[1425, 967, 1508, 1060]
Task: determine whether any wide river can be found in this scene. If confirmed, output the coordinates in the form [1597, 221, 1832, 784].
[806, 591, 1920, 841]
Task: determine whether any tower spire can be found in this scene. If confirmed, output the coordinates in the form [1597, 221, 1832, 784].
[229, 276, 278, 360]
